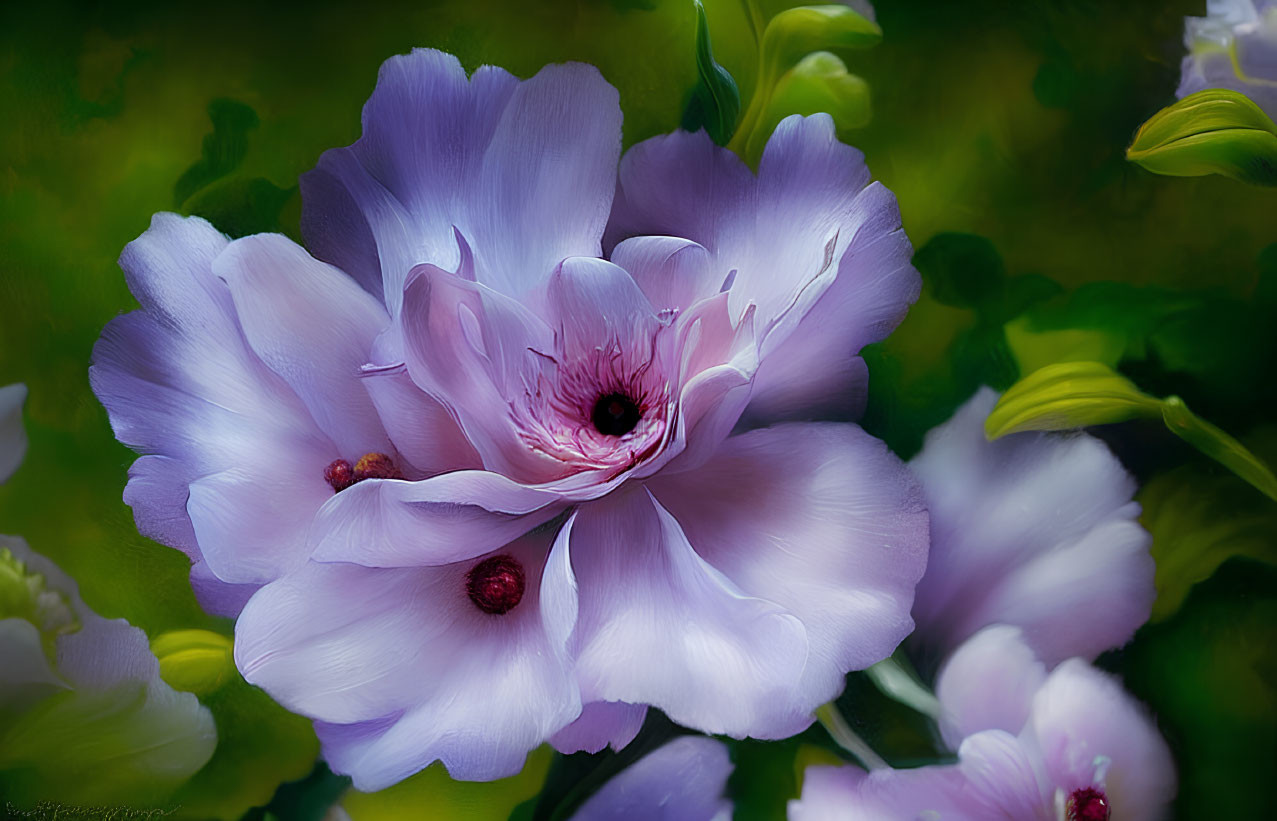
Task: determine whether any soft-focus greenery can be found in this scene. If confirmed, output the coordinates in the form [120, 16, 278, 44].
[1, 0, 1274, 818]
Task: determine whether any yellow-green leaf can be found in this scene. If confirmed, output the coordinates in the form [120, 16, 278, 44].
[989, 362, 1277, 501]
[343, 746, 552, 821]
[1127, 89, 1277, 185]
[984, 361, 1163, 438]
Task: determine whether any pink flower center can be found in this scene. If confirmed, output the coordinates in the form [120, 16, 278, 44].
[466, 554, 525, 615]
[324, 452, 403, 493]
[1067, 787, 1111, 821]
[591, 391, 642, 437]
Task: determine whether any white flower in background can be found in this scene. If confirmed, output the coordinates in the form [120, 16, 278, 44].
[1179, 0, 1277, 117]
[0, 383, 27, 484]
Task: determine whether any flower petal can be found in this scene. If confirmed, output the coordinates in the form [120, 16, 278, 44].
[0, 383, 27, 484]
[301, 49, 622, 312]
[562, 489, 808, 738]
[214, 233, 391, 457]
[572, 736, 733, 821]
[308, 470, 563, 567]
[550, 700, 647, 756]
[607, 116, 918, 421]
[648, 424, 928, 717]
[909, 388, 1154, 668]
[935, 626, 1047, 749]
[236, 532, 579, 789]
[1030, 660, 1176, 821]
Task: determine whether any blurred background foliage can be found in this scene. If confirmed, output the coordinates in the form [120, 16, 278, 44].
[0, 0, 1273, 818]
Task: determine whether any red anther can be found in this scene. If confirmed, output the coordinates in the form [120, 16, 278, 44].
[1067, 787, 1110, 821]
[466, 554, 526, 615]
[324, 459, 356, 493]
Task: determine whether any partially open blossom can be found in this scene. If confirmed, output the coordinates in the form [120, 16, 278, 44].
[1178, 0, 1277, 117]
[907, 388, 1155, 671]
[790, 626, 1176, 821]
[0, 536, 216, 805]
[229, 48, 928, 789]
[571, 736, 733, 821]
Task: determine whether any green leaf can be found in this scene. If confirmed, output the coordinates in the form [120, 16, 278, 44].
[341, 747, 550, 821]
[729, 4, 881, 159]
[989, 362, 1277, 500]
[984, 361, 1164, 437]
[913, 232, 1007, 311]
[681, 0, 740, 146]
[169, 675, 320, 820]
[746, 51, 870, 164]
[174, 99, 261, 206]
[1140, 440, 1277, 621]
[1127, 89, 1277, 185]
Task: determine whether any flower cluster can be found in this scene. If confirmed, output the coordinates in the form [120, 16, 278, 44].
[91, 48, 929, 791]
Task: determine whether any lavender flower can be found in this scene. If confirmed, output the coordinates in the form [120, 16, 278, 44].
[790, 626, 1176, 821]
[222, 49, 927, 788]
[0, 383, 26, 484]
[907, 388, 1156, 670]
[1178, 0, 1277, 118]
[571, 736, 732, 821]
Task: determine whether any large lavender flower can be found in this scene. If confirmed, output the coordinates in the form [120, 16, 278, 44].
[906, 388, 1155, 670]
[1178, 0, 1277, 118]
[790, 626, 1176, 821]
[223, 49, 927, 788]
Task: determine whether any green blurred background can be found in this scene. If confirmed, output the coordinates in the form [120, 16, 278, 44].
[0, 0, 1273, 817]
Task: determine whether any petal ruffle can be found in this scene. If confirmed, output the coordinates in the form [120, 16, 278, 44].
[301, 49, 622, 312]
[559, 488, 808, 738]
[648, 424, 928, 717]
[550, 700, 647, 756]
[607, 116, 919, 421]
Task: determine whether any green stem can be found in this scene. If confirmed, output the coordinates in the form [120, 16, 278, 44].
[865, 655, 943, 720]
[815, 703, 887, 771]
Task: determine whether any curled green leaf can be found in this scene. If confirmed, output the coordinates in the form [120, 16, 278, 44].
[984, 361, 1163, 438]
[1127, 89, 1277, 185]
[989, 362, 1277, 501]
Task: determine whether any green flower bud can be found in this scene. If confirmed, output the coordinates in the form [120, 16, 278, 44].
[151, 628, 236, 696]
[1127, 89, 1277, 185]
[746, 51, 871, 164]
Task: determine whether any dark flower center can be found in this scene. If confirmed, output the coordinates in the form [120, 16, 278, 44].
[1067, 787, 1110, 821]
[466, 555, 526, 615]
[324, 452, 403, 493]
[591, 392, 642, 437]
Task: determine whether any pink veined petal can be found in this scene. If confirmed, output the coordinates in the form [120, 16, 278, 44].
[235, 531, 580, 789]
[955, 730, 1053, 820]
[607, 115, 919, 423]
[301, 48, 622, 311]
[214, 233, 392, 458]
[558, 488, 809, 739]
[546, 256, 661, 364]
[307, 469, 564, 568]
[550, 701, 648, 756]
[935, 625, 1048, 749]
[571, 736, 733, 821]
[648, 423, 928, 719]
[361, 364, 482, 477]
[399, 262, 564, 483]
